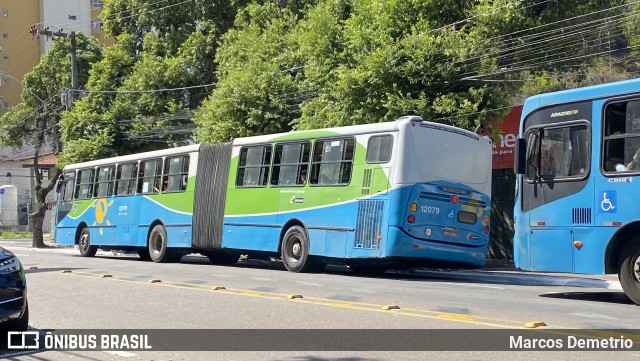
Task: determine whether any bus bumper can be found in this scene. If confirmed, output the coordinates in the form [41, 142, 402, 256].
[385, 227, 488, 267]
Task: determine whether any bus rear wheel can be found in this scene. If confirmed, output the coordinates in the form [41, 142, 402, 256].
[78, 227, 97, 257]
[618, 242, 640, 305]
[148, 225, 176, 263]
[281, 226, 322, 273]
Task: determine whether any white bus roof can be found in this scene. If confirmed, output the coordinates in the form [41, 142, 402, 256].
[64, 116, 480, 170]
[231, 116, 478, 145]
[63, 144, 201, 170]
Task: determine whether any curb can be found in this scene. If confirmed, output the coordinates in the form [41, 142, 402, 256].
[411, 268, 622, 290]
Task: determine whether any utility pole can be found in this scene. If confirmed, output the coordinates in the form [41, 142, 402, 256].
[29, 26, 78, 108]
[69, 31, 78, 106]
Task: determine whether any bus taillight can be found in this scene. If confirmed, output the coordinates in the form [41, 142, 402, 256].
[451, 195, 458, 204]
[410, 203, 417, 212]
[483, 225, 489, 234]
[484, 214, 490, 223]
[408, 214, 415, 223]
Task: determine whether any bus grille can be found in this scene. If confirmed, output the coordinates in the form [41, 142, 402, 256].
[354, 200, 384, 249]
[572, 207, 591, 224]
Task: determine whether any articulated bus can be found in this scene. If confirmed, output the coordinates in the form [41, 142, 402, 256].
[513, 78, 640, 305]
[54, 116, 492, 273]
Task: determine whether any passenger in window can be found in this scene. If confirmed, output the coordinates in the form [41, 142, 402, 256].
[616, 149, 640, 171]
[299, 170, 307, 184]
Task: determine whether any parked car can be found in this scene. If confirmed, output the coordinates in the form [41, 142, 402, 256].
[0, 246, 28, 331]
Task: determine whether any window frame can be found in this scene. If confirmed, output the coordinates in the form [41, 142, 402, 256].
[74, 168, 95, 200]
[162, 154, 190, 193]
[115, 162, 139, 196]
[93, 165, 115, 198]
[523, 120, 590, 184]
[602, 98, 640, 175]
[366, 134, 394, 164]
[270, 141, 311, 187]
[236, 144, 272, 188]
[309, 137, 355, 187]
[137, 158, 162, 194]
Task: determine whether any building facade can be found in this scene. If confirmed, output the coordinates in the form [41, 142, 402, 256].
[0, 0, 110, 116]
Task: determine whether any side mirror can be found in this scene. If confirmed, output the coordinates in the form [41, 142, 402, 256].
[55, 175, 64, 193]
[514, 138, 527, 175]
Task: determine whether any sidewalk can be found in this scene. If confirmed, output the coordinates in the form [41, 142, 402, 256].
[413, 259, 621, 290]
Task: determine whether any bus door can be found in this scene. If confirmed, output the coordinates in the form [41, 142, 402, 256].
[521, 122, 591, 272]
[55, 172, 75, 222]
[114, 163, 140, 245]
[54, 171, 76, 241]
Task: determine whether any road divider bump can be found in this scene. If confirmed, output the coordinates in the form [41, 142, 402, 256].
[524, 321, 547, 328]
[28, 266, 38, 270]
[61, 270, 72, 273]
[212, 286, 226, 290]
[287, 294, 303, 299]
[148, 279, 162, 283]
[381, 305, 400, 310]
[100, 274, 113, 278]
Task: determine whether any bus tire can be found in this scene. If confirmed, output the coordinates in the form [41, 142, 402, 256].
[618, 242, 640, 305]
[148, 225, 175, 263]
[281, 226, 322, 273]
[78, 227, 97, 257]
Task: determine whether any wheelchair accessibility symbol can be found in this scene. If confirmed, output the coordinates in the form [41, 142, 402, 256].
[600, 191, 617, 213]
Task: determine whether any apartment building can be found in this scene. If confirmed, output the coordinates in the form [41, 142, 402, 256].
[0, 0, 111, 116]
[0, 1, 110, 230]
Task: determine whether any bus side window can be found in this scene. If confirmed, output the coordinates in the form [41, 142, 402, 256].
[311, 138, 354, 186]
[74, 169, 94, 199]
[236, 145, 271, 187]
[271, 142, 309, 187]
[163, 155, 189, 193]
[138, 159, 162, 194]
[366, 135, 393, 163]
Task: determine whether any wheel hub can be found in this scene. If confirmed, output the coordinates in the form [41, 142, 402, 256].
[291, 242, 301, 259]
[80, 234, 88, 248]
[634, 257, 640, 283]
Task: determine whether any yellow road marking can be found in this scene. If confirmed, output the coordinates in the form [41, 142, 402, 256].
[55, 269, 639, 337]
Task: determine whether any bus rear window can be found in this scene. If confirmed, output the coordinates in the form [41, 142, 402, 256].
[366, 135, 393, 163]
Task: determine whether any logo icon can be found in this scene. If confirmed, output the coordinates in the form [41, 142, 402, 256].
[599, 191, 617, 213]
[7, 331, 40, 349]
[91, 198, 114, 235]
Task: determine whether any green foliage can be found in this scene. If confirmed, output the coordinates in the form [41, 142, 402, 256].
[7, 0, 640, 167]
[0, 33, 102, 158]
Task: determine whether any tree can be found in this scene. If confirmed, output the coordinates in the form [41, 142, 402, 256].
[60, 0, 250, 163]
[0, 33, 102, 247]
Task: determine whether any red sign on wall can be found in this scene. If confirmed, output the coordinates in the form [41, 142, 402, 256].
[492, 105, 522, 170]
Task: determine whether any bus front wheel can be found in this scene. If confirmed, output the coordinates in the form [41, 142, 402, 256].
[78, 227, 97, 257]
[281, 226, 322, 273]
[148, 225, 176, 263]
[618, 242, 640, 305]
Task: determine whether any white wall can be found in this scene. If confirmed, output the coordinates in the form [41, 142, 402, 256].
[39, 0, 92, 53]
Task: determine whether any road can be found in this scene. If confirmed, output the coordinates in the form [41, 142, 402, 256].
[1, 239, 639, 360]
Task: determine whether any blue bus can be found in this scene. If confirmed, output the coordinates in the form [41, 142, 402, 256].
[54, 116, 492, 273]
[513, 78, 640, 305]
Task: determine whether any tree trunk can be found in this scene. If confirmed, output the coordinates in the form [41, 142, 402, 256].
[30, 169, 61, 248]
